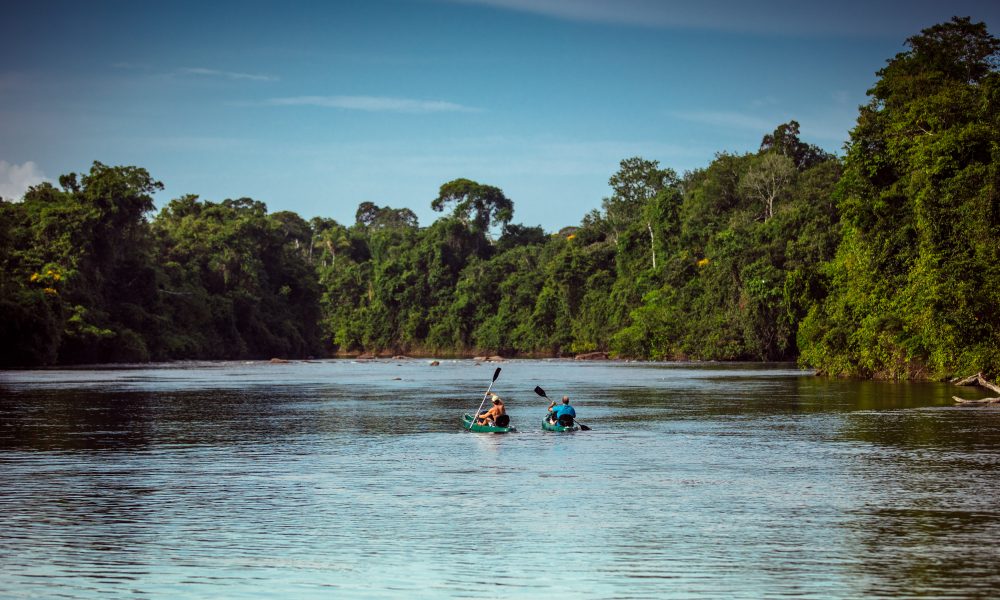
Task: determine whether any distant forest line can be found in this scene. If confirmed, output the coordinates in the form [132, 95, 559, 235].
[1, 17, 997, 379]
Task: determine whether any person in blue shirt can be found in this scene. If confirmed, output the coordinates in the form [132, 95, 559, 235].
[547, 395, 576, 426]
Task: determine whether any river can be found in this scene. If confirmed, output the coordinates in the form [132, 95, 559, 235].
[2, 359, 999, 598]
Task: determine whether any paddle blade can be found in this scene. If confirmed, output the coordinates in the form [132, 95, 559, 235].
[493, 367, 502, 381]
[533, 385, 547, 398]
[578, 423, 591, 431]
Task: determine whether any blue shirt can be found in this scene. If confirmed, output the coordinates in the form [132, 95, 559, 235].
[551, 404, 576, 420]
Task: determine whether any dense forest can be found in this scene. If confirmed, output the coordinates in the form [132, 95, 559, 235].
[1, 17, 997, 379]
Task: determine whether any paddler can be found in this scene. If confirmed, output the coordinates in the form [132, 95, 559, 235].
[546, 395, 576, 426]
[476, 393, 506, 426]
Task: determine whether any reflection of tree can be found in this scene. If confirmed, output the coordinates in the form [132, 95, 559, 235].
[1, 389, 154, 452]
[836, 383, 1000, 596]
[841, 469, 1000, 596]
[887, 509, 997, 583]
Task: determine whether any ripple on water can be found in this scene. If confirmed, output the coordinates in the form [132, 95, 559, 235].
[2, 361, 999, 598]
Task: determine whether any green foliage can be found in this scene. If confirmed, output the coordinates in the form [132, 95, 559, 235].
[760, 120, 835, 169]
[153, 195, 323, 359]
[431, 178, 513, 235]
[3, 19, 994, 380]
[800, 16, 1000, 379]
[0, 167, 323, 366]
[0, 147, 839, 366]
[610, 285, 682, 359]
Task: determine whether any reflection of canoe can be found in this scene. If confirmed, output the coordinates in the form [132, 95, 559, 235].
[462, 413, 514, 433]
[542, 419, 579, 432]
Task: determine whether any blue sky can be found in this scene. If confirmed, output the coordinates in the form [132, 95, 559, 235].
[2, 0, 998, 231]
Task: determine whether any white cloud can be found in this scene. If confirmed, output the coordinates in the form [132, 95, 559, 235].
[445, 0, 994, 38]
[279, 134, 710, 187]
[178, 67, 276, 82]
[750, 96, 781, 109]
[669, 109, 850, 147]
[141, 136, 249, 152]
[0, 160, 47, 201]
[112, 61, 151, 70]
[668, 110, 775, 132]
[832, 90, 855, 105]
[0, 72, 29, 93]
[452, 0, 986, 39]
[266, 95, 481, 113]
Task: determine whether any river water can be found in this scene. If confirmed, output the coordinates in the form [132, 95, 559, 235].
[2, 359, 999, 599]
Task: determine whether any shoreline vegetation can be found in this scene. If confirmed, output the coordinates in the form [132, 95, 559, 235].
[345, 351, 611, 361]
[1, 18, 997, 381]
[1, 356, 808, 374]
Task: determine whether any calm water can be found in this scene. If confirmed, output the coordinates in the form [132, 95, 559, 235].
[2, 359, 999, 599]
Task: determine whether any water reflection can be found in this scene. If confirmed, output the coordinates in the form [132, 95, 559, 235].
[1, 389, 156, 451]
[3, 361, 1000, 598]
[831, 397, 1000, 597]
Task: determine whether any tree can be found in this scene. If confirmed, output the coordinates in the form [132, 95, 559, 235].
[738, 152, 796, 221]
[602, 157, 677, 269]
[431, 178, 513, 234]
[799, 16, 1000, 379]
[760, 121, 834, 170]
[0, 163, 165, 364]
[310, 218, 351, 267]
[497, 223, 547, 252]
[154, 195, 323, 359]
[355, 201, 418, 229]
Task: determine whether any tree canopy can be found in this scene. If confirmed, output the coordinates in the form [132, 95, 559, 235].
[2, 18, 996, 381]
[431, 178, 514, 234]
[799, 16, 1000, 378]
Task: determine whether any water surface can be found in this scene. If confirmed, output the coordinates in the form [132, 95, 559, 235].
[2, 360, 999, 598]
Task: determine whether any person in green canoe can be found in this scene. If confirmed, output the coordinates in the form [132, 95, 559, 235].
[546, 395, 576, 426]
[476, 393, 507, 426]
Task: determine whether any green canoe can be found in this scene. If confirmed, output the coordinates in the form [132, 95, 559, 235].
[542, 419, 579, 432]
[462, 413, 514, 433]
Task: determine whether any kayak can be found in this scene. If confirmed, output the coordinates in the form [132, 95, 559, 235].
[542, 419, 579, 432]
[462, 413, 514, 433]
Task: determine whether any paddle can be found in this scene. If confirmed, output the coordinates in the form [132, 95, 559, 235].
[533, 385, 590, 430]
[471, 367, 502, 426]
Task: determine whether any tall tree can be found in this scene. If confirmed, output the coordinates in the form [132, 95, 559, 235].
[760, 120, 834, 170]
[799, 17, 1000, 378]
[431, 179, 513, 234]
[602, 157, 677, 269]
[355, 201, 419, 229]
[0, 162, 164, 364]
[738, 152, 796, 221]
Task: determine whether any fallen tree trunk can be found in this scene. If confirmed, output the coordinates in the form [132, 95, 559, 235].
[952, 373, 982, 386]
[953, 372, 1000, 405]
[953, 395, 1000, 405]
